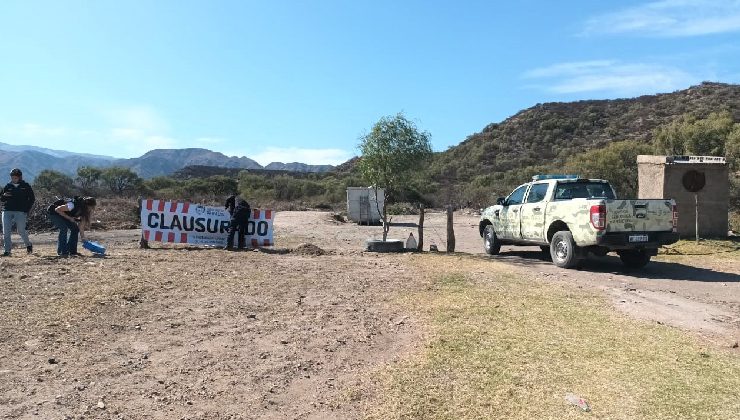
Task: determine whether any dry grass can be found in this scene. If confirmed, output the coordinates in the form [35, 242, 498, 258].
[364, 254, 740, 420]
[659, 239, 740, 260]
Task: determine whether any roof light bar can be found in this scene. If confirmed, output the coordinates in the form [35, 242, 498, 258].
[531, 174, 580, 181]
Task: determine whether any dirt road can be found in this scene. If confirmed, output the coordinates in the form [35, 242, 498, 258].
[1, 210, 737, 419]
[398, 211, 739, 345]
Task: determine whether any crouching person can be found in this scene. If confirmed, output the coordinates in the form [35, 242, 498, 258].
[225, 198, 251, 251]
[47, 196, 96, 257]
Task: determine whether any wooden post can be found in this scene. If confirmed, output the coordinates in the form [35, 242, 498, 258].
[446, 205, 455, 253]
[695, 193, 699, 243]
[417, 204, 425, 251]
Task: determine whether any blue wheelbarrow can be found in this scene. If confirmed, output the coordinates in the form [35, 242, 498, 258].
[82, 240, 106, 256]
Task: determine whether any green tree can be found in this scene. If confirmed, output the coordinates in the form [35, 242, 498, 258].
[359, 113, 432, 240]
[33, 170, 75, 197]
[101, 166, 142, 195]
[206, 175, 238, 196]
[654, 111, 738, 156]
[76, 166, 102, 192]
[653, 111, 740, 215]
[725, 128, 740, 171]
[565, 140, 652, 198]
[144, 176, 179, 192]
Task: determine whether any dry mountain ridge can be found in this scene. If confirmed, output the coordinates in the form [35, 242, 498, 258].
[431, 82, 740, 183]
[116, 148, 263, 179]
[0, 146, 335, 181]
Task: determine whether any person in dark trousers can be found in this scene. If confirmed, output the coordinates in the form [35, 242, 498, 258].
[1, 168, 35, 256]
[225, 193, 237, 216]
[225, 198, 251, 251]
[48, 196, 97, 257]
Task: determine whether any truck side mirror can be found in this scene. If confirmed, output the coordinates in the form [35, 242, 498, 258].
[496, 197, 506, 206]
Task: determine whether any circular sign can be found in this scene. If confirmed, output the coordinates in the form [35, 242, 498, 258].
[682, 170, 706, 192]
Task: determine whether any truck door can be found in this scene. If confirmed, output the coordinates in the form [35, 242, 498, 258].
[500, 184, 528, 239]
[520, 182, 550, 241]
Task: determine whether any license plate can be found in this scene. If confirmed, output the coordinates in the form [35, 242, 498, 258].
[629, 234, 649, 243]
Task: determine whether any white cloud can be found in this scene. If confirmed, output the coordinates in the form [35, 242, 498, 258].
[523, 60, 696, 95]
[103, 105, 170, 133]
[246, 147, 353, 166]
[0, 106, 353, 166]
[102, 105, 177, 155]
[0, 106, 180, 157]
[0, 122, 82, 150]
[193, 137, 226, 146]
[523, 60, 618, 79]
[17, 123, 69, 138]
[583, 0, 740, 37]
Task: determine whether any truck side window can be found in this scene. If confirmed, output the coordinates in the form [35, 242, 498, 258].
[506, 185, 528, 205]
[555, 182, 616, 200]
[525, 183, 548, 203]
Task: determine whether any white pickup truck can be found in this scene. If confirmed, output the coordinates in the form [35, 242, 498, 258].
[479, 175, 679, 268]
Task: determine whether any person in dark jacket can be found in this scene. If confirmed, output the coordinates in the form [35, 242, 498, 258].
[225, 198, 251, 251]
[224, 193, 237, 216]
[48, 196, 97, 257]
[1, 168, 35, 256]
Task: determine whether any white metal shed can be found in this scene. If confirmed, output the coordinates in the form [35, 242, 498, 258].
[346, 187, 384, 224]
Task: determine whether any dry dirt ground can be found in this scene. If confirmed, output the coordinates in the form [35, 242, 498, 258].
[1, 211, 738, 419]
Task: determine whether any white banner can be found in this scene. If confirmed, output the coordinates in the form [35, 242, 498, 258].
[140, 199, 274, 247]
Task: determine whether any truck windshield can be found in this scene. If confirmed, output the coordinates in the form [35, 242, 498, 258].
[554, 182, 615, 200]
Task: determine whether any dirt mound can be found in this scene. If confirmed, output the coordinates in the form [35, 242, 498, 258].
[330, 213, 346, 223]
[293, 243, 326, 256]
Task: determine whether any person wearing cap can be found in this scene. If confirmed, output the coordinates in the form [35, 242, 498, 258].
[1, 168, 35, 256]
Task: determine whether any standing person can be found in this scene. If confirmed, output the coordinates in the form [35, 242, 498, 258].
[224, 198, 251, 251]
[1, 168, 35, 256]
[47, 196, 97, 257]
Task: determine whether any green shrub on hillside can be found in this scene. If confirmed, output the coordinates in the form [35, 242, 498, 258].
[564, 140, 652, 198]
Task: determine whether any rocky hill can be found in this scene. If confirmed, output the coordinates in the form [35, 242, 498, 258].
[264, 162, 334, 172]
[430, 82, 740, 182]
[0, 146, 335, 181]
[115, 148, 262, 178]
[0, 149, 113, 181]
[173, 165, 335, 180]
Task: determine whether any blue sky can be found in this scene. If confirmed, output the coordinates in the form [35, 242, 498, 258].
[1, 0, 739, 165]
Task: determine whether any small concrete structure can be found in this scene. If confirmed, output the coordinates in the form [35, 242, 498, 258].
[637, 155, 729, 238]
[346, 187, 385, 224]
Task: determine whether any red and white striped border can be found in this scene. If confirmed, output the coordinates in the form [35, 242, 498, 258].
[144, 199, 191, 214]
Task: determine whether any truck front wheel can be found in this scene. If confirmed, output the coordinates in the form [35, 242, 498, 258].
[550, 231, 580, 268]
[618, 250, 651, 268]
[483, 225, 501, 255]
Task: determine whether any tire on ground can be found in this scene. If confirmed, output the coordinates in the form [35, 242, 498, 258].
[618, 249, 651, 268]
[483, 225, 501, 255]
[365, 239, 404, 253]
[550, 230, 580, 269]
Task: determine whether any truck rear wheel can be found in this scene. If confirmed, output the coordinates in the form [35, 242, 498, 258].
[483, 225, 501, 255]
[550, 231, 579, 268]
[619, 250, 651, 268]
